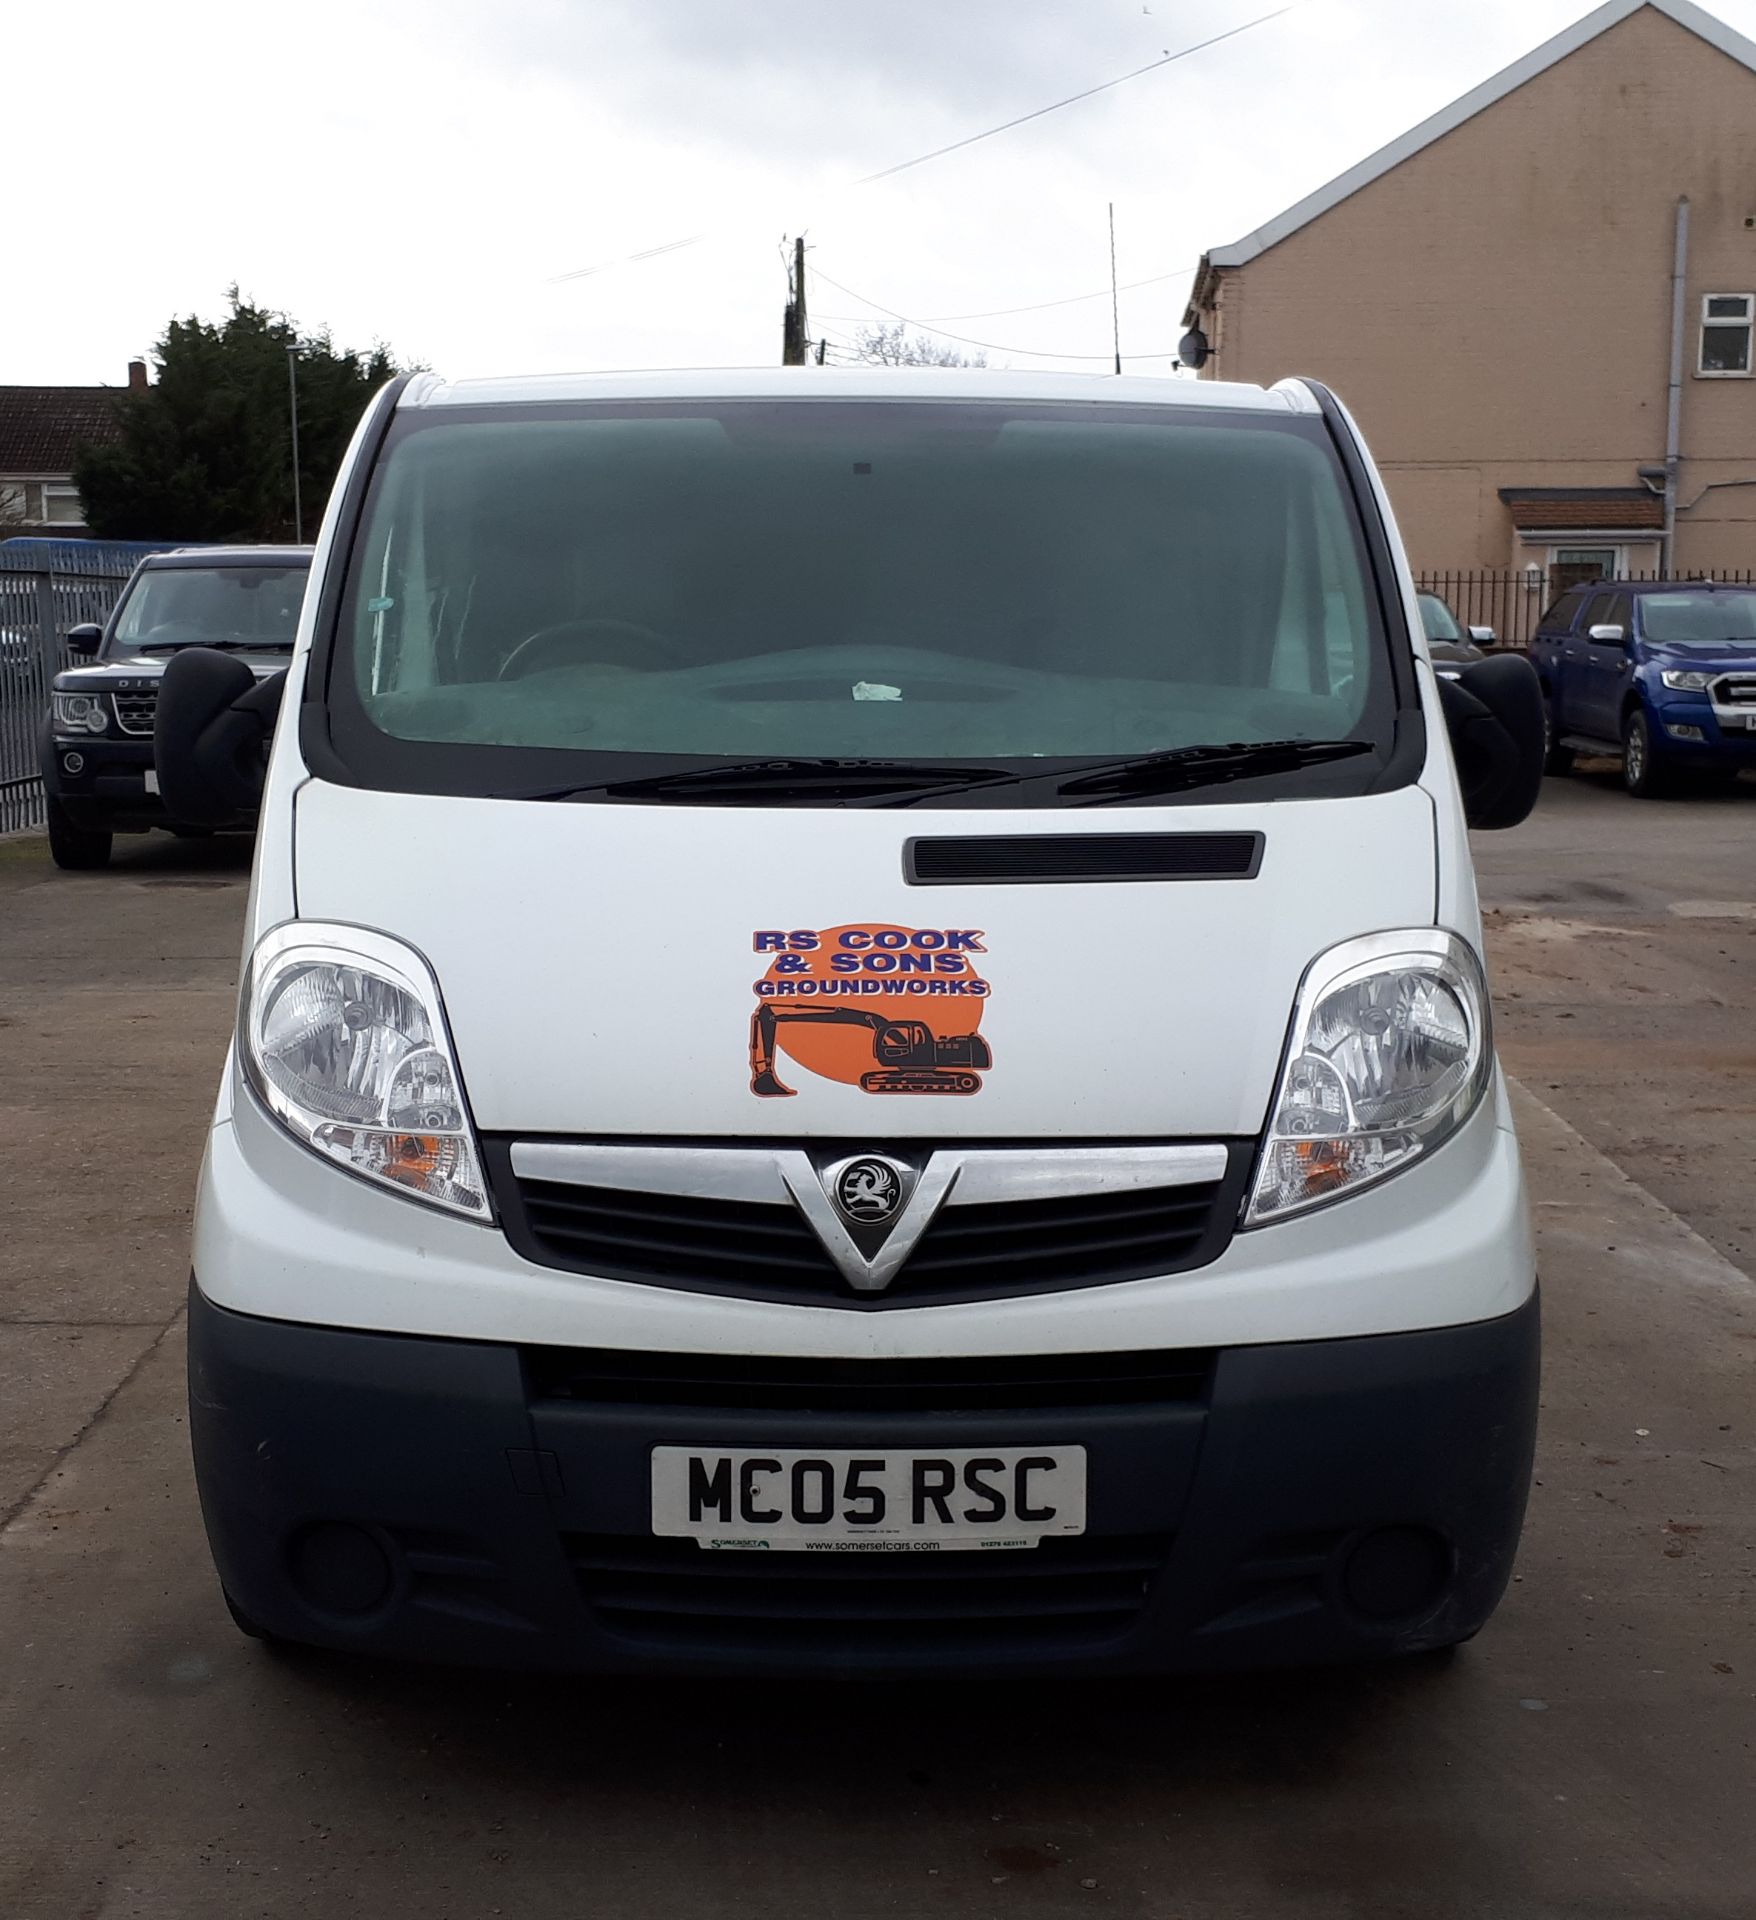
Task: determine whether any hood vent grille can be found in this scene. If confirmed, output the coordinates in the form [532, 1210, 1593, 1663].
[905, 832, 1264, 885]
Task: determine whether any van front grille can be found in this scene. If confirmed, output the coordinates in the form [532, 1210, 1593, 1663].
[565, 1530, 1170, 1653]
[489, 1142, 1245, 1308]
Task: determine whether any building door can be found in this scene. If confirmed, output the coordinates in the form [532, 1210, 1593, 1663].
[1574, 589, 1635, 741]
[1548, 547, 1619, 600]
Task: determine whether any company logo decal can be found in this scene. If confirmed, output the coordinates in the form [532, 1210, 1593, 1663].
[749, 925, 992, 1099]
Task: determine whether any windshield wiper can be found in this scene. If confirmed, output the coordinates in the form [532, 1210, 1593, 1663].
[1052, 738, 1375, 801]
[516, 758, 1020, 805]
[133, 638, 292, 654]
[858, 738, 1378, 809]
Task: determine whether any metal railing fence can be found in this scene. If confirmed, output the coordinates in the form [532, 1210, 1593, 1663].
[1416, 567, 1756, 651]
[0, 556, 139, 834]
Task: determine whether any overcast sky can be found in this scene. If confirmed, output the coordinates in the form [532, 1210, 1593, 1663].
[13, 0, 1756, 386]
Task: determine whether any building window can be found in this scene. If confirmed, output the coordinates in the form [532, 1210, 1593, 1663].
[1699, 294, 1754, 376]
[40, 484, 85, 525]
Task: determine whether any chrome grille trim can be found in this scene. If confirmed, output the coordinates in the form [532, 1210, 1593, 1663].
[112, 687, 159, 736]
[509, 1141, 1230, 1208]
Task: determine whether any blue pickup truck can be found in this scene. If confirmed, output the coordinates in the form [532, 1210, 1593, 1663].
[1530, 579, 1756, 797]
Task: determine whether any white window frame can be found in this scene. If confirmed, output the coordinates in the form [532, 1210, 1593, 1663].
[39, 483, 85, 525]
[1698, 293, 1754, 378]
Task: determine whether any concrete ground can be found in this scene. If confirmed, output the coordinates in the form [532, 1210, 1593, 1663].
[1, 776, 1752, 1919]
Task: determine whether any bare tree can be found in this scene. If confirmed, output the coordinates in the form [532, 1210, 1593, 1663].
[851, 323, 987, 369]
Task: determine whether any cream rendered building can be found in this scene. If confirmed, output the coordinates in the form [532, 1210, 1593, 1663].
[1183, 0, 1756, 599]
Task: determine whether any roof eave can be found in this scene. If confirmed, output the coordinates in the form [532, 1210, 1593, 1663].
[1203, 0, 1756, 271]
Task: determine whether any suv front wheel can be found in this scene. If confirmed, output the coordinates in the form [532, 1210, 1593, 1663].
[1622, 709, 1669, 799]
[46, 796, 113, 869]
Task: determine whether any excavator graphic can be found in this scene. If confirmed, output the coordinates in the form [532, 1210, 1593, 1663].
[750, 1004, 991, 1098]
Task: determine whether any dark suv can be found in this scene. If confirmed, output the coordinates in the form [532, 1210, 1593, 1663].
[38, 546, 309, 867]
[1529, 579, 1756, 797]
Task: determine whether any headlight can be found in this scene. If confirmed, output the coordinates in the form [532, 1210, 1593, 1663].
[52, 691, 108, 733]
[1246, 930, 1491, 1227]
[1660, 670, 1714, 692]
[240, 923, 491, 1219]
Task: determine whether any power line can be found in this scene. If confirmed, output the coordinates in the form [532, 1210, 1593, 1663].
[808, 266, 1182, 363]
[550, 1, 1315, 284]
[817, 266, 1199, 326]
[920, 268, 1196, 323]
[849, 1, 1312, 192]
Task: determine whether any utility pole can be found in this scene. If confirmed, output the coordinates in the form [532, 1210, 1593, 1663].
[1663, 196, 1690, 575]
[286, 345, 304, 543]
[1109, 203, 1122, 375]
[782, 236, 809, 366]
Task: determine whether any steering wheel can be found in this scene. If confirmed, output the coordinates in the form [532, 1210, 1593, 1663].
[496, 617, 682, 680]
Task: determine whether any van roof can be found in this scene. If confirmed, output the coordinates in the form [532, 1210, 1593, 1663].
[148, 546, 313, 568]
[399, 367, 1319, 415]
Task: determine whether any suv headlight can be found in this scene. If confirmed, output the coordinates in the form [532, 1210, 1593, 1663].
[1660, 669, 1714, 693]
[240, 923, 491, 1219]
[52, 691, 108, 733]
[1246, 930, 1491, 1226]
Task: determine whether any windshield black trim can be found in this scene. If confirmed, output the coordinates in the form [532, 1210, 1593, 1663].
[299, 373, 421, 789]
[1304, 378, 1421, 722]
[301, 392, 1420, 810]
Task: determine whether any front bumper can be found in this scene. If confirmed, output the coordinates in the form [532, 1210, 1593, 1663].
[38, 723, 257, 831]
[1651, 699, 1756, 763]
[39, 727, 172, 830]
[188, 1280, 1540, 1676]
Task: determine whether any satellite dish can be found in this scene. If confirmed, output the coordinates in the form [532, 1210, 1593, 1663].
[1178, 326, 1211, 371]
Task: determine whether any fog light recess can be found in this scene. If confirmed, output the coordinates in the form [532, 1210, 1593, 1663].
[1339, 1526, 1451, 1621]
[62, 752, 85, 775]
[287, 1521, 394, 1617]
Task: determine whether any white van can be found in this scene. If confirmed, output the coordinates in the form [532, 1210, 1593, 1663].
[159, 369, 1545, 1674]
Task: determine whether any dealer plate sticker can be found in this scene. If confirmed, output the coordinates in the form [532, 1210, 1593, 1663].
[651, 1445, 1087, 1551]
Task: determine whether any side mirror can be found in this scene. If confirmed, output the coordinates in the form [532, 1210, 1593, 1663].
[154, 648, 286, 825]
[1436, 653, 1545, 831]
[65, 623, 103, 659]
[1467, 625, 1496, 645]
[1587, 623, 1627, 645]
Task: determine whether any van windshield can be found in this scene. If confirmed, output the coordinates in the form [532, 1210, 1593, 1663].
[330, 399, 1400, 805]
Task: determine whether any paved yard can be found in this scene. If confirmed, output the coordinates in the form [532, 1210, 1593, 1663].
[1, 778, 1753, 1919]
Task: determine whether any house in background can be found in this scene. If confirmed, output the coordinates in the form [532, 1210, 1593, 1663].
[0, 363, 143, 535]
[1181, 0, 1756, 610]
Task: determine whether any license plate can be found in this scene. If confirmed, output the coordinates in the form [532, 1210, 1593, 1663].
[143, 769, 159, 794]
[651, 1445, 1087, 1551]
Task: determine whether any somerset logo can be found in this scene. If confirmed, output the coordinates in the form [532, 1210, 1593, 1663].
[749, 925, 992, 1099]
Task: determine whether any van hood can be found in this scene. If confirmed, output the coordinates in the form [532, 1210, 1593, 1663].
[292, 781, 1438, 1140]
